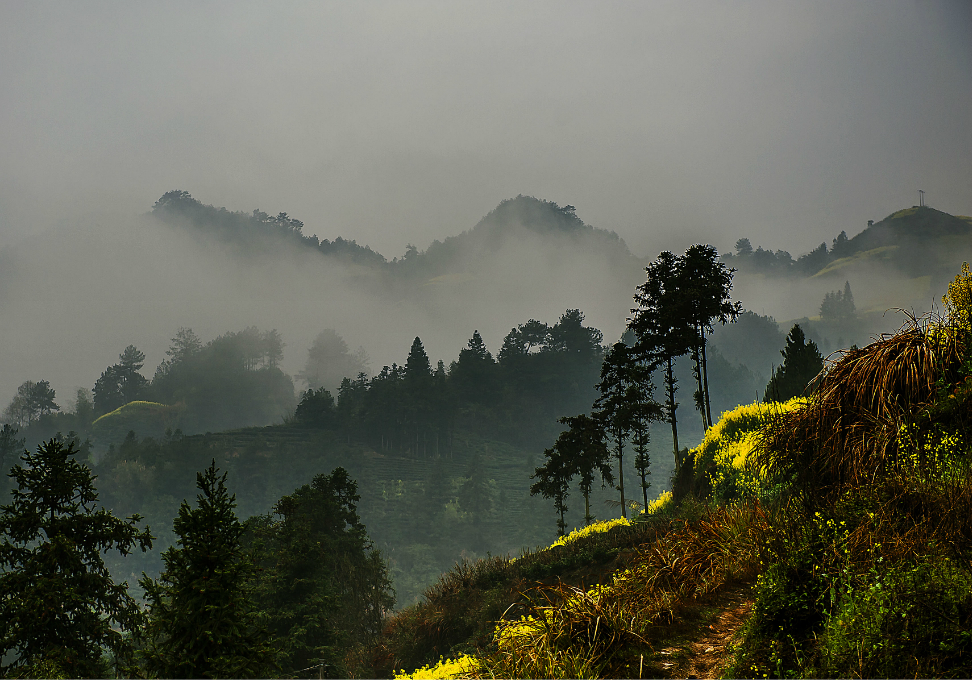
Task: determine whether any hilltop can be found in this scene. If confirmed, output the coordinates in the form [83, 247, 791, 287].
[150, 191, 643, 285]
[724, 205, 972, 285]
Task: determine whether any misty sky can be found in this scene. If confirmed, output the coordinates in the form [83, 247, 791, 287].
[2, 1, 970, 260]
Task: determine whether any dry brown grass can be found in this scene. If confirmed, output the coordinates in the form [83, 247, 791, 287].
[753, 314, 970, 505]
[481, 503, 769, 678]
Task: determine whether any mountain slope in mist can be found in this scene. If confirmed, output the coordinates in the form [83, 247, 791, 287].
[152, 191, 644, 294]
[0, 195, 644, 418]
[725, 205, 970, 339]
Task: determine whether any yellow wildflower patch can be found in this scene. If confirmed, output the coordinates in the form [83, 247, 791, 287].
[394, 654, 479, 679]
[691, 398, 806, 498]
[547, 517, 631, 551]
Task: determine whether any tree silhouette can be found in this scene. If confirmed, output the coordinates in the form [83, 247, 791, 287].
[139, 461, 276, 678]
[559, 414, 613, 525]
[0, 437, 153, 678]
[764, 325, 824, 402]
[679, 244, 741, 428]
[451, 331, 497, 407]
[247, 468, 394, 677]
[531, 443, 573, 537]
[630, 251, 694, 470]
[94, 346, 148, 414]
[165, 327, 203, 365]
[294, 387, 336, 427]
[404, 337, 434, 456]
[820, 280, 856, 321]
[2, 380, 59, 428]
[594, 343, 635, 518]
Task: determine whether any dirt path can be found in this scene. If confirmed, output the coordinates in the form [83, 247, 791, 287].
[655, 583, 754, 679]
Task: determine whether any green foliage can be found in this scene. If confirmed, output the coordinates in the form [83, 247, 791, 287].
[294, 387, 336, 427]
[731, 291, 972, 678]
[531, 414, 613, 532]
[333, 310, 605, 456]
[94, 345, 149, 415]
[764, 324, 824, 402]
[0, 437, 153, 678]
[150, 326, 297, 433]
[139, 461, 277, 678]
[247, 467, 395, 678]
[1, 379, 60, 428]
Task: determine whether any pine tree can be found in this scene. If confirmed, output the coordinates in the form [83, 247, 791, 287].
[139, 461, 276, 678]
[247, 468, 394, 677]
[594, 343, 635, 518]
[630, 251, 694, 470]
[594, 343, 662, 518]
[530, 445, 573, 537]
[764, 325, 825, 402]
[679, 244, 741, 428]
[0, 437, 153, 678]
[556, 414, 613, 525]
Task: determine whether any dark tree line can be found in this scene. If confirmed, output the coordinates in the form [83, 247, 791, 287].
[294, 309, 605, 455]
[532, 245, 741, 533]
[725, 229, 855, 277]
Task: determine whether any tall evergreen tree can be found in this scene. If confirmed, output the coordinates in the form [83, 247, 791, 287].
[820, 280, 856, 321]
[679, 244, 741, 428]
[404, 337, 434, 456]
[556, 414, 613, 525]
[94, 346, 148, 414]
[594, 343, 635, 518]
[139, 461, 276, 678]
[0, 438, 153, 678]
[117, 345, 149, 403]
[594, 343, 662, 518]
[165, 327, 203, 365]
[626, 367, 663, 511]
[764, 324, 825, 402]
[630, 251, 694, 470]
[530, 444, 573, 537]
[247, 468, 394, 678]
[451, 330, 497, 407]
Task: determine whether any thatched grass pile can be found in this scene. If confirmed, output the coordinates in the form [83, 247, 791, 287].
[754, 314, 970, 506]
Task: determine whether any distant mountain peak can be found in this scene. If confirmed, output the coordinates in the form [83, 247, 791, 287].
[474, 195, 588, 236]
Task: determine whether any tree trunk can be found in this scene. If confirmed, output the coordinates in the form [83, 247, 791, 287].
[700, 334, 712, 428]
[617, 431, 626, 519]
[667, 356, 680, 469]
[693, 337, 706, 427]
